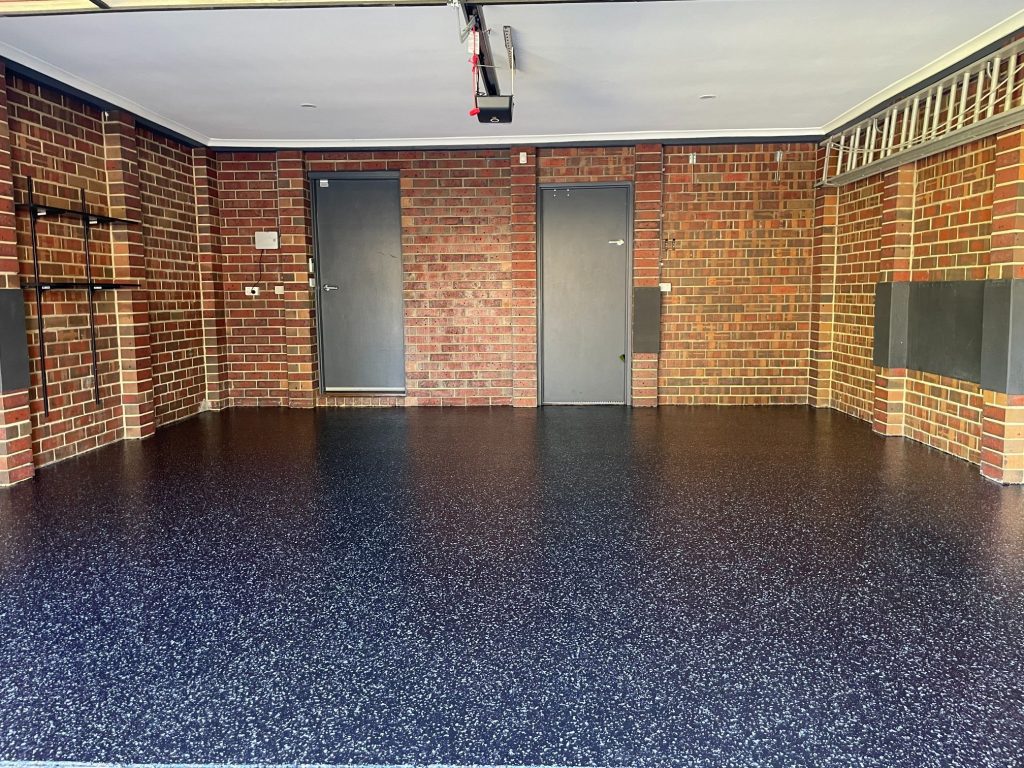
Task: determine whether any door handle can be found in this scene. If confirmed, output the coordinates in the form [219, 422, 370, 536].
[608, 239, 625, 246]
[322, 284, 340, 291]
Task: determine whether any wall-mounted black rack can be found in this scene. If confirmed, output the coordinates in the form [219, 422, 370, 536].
[19, 178, 139, 416]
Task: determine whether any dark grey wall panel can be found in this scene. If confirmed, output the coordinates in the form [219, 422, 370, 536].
[981, 280, 1011, 393]
[907, 280, 985, 383]
[633, 287, 661, 354]
[0, 290, 30, 392]
[873, 282, 910, 369]
[1009, 281, 1024, 396]
[873, 282, 892, 367]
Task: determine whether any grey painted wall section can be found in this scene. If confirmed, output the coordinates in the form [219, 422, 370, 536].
[633, 287, 661, 354]
[907, 281, 985, 384]
[0, 289, 30, 393]
[981, 280, 1024, 396]
[874, 279, 1024, 395]
[872, 282, 909, 369]
[981, 280, 1012, 393]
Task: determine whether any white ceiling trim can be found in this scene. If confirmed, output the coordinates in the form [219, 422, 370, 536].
[822, 8, 1024, 133]
[0, 40, 210, 144]
[208, 127, 823, 149]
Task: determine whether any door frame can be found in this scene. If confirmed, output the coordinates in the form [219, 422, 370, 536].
[309, 171, 406, 395]
[537, 182, 634, 406]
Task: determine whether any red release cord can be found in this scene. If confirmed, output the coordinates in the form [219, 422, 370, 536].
[469, 28, 481, 116]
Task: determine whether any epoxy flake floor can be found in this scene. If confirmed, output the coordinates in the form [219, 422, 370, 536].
[1, 406, 1023, 767]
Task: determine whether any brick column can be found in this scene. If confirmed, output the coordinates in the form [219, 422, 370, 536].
[990, 125, 1024, 280]
[0, 61, 34, 485]
[981, 126, 1024, 482]
[982, 392, 1024, 484]
[277, 151, 316, 408]
[632, 143, 662, 407]
[193, 148, 228, 410]
[510, 146, 538, 407]
[809, 157, 837, 408]
[104, 110, 155, 440]
[872, 164, 915, 437]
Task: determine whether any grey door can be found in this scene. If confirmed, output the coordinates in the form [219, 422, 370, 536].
[313, 176, 405, 392]
[540, 185, 630, 404]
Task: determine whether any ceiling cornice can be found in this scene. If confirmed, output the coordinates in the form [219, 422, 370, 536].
[822, 8, 1024, 134]
[0, 40, 210, 144]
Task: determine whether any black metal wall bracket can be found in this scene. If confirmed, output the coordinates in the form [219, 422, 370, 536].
[19, 178, 139, 416]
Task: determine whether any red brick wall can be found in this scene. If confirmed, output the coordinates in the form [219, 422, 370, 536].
[830, 174, 884, 421]
[221, 150, 515, 407]
[219, 144, 826, 409]
[912, 138, 995, 281]
[138, 127, 205, 426]
[659, 143, 816, 404]
[214, 152, 288, 406]
[904, 371, 983, 463]
[537, 146, 633, 184]
[6, 74, 125, 466]
[819, 134, 1010, 474]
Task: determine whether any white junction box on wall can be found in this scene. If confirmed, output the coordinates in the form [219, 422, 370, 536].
[254, 231, 279, 250]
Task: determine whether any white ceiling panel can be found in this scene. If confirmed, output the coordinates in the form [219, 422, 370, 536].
[0, 0, 1020, 147]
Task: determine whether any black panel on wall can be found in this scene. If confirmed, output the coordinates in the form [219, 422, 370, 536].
[633, 287, 661, 354]
[981, 280, 1024, 396]
[982, 280, 1011, 392]
[907, 281, 985, 384]
[0, 289, 30, 393]
[875, 279, 1024, 393]
[873, 282, 909, 369]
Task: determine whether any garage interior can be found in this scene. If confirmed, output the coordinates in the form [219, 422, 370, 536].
[0, 0, 1023, 765]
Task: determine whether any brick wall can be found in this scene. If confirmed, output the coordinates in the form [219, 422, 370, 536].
[912, 138, 995, 281]
[138, 127, 205, 426]
[217, 152, 289, 406]
[1, 71, 213, 477]
[6, 74, 125, 466]
[817, 132, 1018, 479]
[903, 371, 983, 463]
[537, 146, 633, 184]
[829, 174, 884, 421]
[225, 149, 515, 408]
[659, 143, 816, 404]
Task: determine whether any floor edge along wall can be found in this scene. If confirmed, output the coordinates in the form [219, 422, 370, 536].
[0, 58, 1022, 484]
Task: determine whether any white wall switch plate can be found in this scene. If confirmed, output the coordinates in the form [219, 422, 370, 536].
[245, 286, 260, 297]
[274, 285, 285, 295]
[659, 282, 672, 293]
[254, 231, 279, 250]
[519, 151, 528, 164]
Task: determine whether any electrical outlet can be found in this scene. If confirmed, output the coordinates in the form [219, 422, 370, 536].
[274, 285, 285, 295]
[245, 286, 260, 297]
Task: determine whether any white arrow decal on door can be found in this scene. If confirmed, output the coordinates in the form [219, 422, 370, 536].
[608, 239, 625, 246]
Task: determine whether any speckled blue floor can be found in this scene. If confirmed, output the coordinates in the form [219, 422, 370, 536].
[0, 407, 1023, 767]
